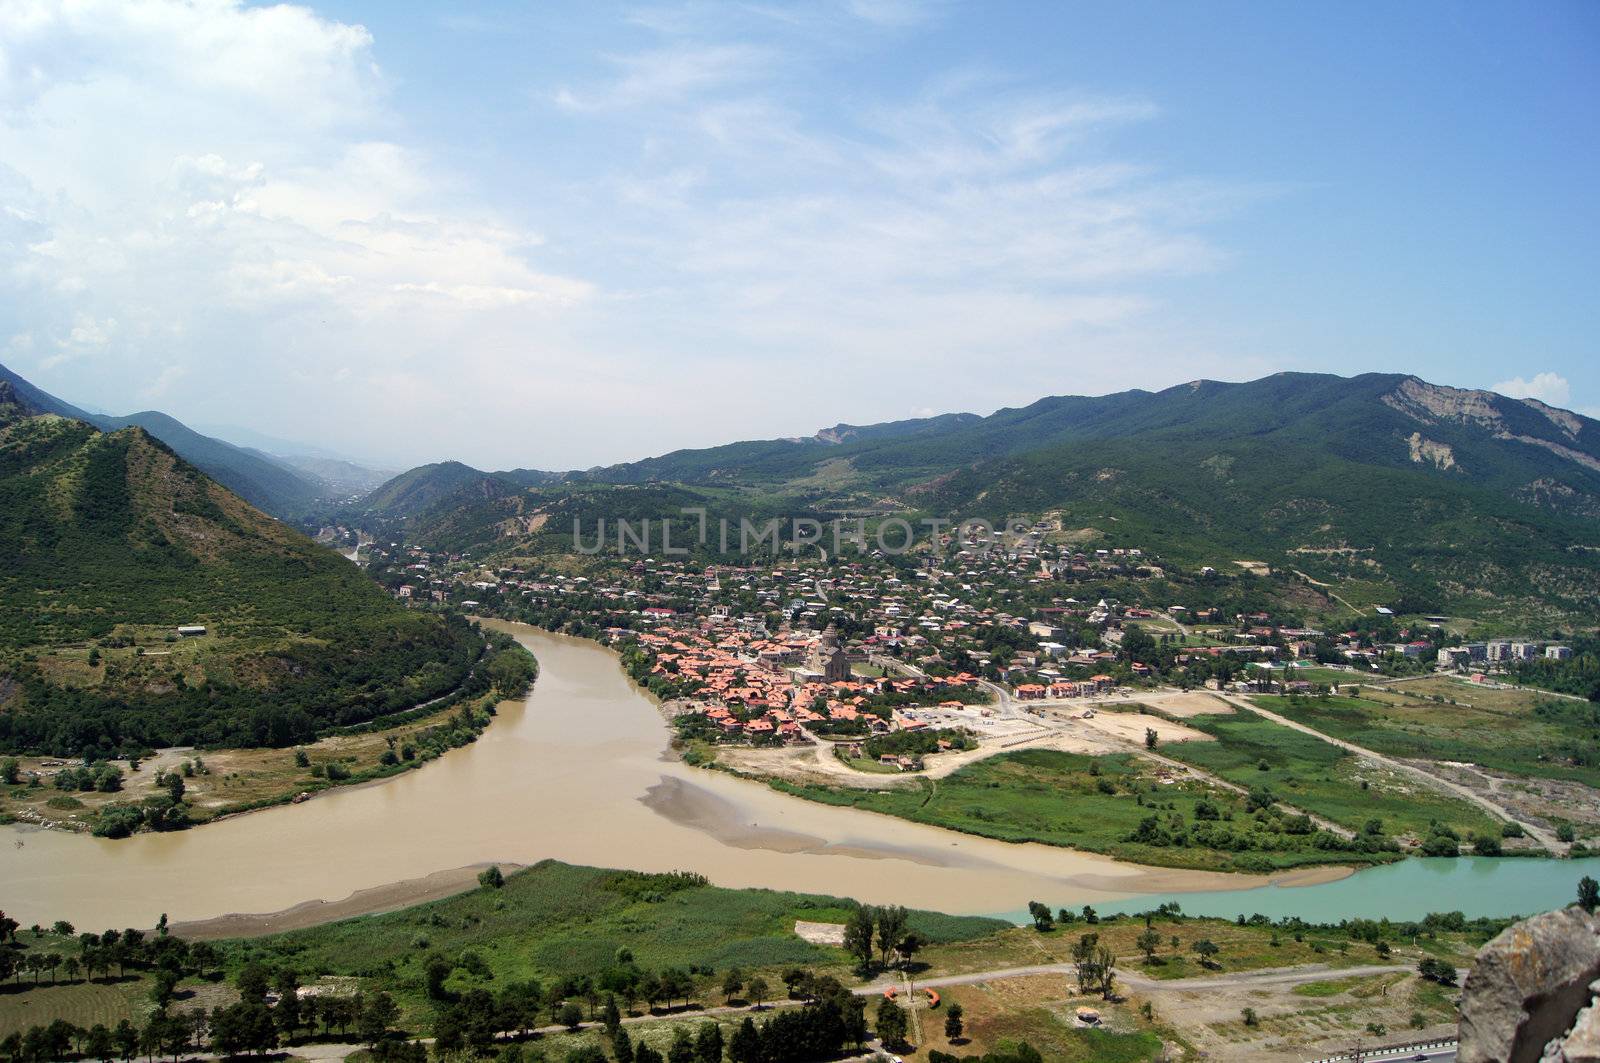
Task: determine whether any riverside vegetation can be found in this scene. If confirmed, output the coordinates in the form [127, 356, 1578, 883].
[755, 695, 1508, 874]
[5, 863, 1580, 1062]
[0, 629, 536, 838]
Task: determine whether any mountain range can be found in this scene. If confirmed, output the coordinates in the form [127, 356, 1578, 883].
[0, 376, 481, 755]
[354, 372, 1600, 624]
[0, 362, 392, 517]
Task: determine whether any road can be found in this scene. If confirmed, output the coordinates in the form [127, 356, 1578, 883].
[869, 654, 1552, 850]
[1212, 692, 1558, 852]
[137, 957, 1464, 1063]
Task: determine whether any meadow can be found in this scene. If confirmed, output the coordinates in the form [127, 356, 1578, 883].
[1255, 689, 1600, 789]
[218, 860, 1004, 1028]
[1163, 708, 1501, 842]
[768, 747, 1396, 873]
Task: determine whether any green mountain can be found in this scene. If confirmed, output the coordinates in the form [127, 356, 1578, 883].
[370, 372, 1600, 623]
[0, 400, 482, 755]
[359, 461, 515, 519]
[0, 362, 326, 518]
[89, 410, 325, 517]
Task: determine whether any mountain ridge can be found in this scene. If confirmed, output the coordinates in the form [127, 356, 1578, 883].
[0, 362, 328, 519]
[353, 370, 1600, 622]
[0, 406, 482, 754]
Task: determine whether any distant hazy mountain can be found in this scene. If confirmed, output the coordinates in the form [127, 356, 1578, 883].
[190, 421, 354, 462]
[268, 454, 399, 497]
[0, 362, 327, 518]
[0, 400, 482, 754]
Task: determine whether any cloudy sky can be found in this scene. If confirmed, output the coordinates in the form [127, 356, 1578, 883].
[1, 1, 1596, 470]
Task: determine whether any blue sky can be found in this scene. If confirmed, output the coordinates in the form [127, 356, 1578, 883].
[1, 1, 1595, 469]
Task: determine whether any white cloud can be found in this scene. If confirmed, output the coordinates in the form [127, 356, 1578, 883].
[0, 1, 1269, 468]
[553, 44, 771, 111]
[0, 0, 597, 464]
[1493, 372, 1572, 408]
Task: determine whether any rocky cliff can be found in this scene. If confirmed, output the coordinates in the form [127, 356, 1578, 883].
[1458, 906, 1600, 1063]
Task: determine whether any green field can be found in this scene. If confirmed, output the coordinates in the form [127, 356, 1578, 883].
[1254, 691, 1600, 788]
[1163, 708, 1501, 843]
[220, 860, 1003, 1028]
[769, 747, 1400, 872]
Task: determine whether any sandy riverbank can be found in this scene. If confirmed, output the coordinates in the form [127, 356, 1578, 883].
[170, 863, 525, 939]
[3, 624, 1364, 931]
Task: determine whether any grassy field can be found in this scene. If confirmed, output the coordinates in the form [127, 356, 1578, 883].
[924, 978, 1175, 1062]
[1162, 708, 1502, 843]
[1257, 688, 1600, 789]
[768, 747, 1396, 873]
[0, 861, 1512, 1055]
[0, 978, 150, 1039]
[218, 860, 1003, 1030]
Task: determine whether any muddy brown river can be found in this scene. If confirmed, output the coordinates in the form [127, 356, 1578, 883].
[0, 624, 1331, 929]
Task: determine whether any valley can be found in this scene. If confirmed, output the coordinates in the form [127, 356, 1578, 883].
[3, 364, 1598, 1062]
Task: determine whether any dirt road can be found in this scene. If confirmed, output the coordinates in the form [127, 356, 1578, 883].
[1214, 693, 1557, 852]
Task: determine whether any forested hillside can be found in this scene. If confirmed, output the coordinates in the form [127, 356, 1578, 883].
[0, 362, 327, 518]
[0, 405, 483, 756]
[353, 372, 1600, 622]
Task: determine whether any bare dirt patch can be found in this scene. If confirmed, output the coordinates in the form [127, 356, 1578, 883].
[793, 921, 845, 946]
[1137, 691, 1235, 718]
[1078, 712, 1213, 746]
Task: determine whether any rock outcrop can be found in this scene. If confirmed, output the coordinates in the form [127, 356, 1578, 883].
[1458, 906, 1600, 1063]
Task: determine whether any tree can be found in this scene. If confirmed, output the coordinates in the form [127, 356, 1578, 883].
[1070, 932, 1100, 992]
[875, 997, 908, 1049]
[359, 992, 399, 1046]
[746, 977, 768, 1009]
[1579, 875, 1599, 915]
[477, 866, 505, 889]
[727, 1018, 760, 1063]
[236, 962, 271, 1005]
[844, 906, 876, 969]
[1136, 928, 1162, 963]
[1418, 957, 1458, 986]
[423, 954, 454, 999]
[611, 1026, 634, 1063]
[1192, 939, 1220, 969]
[721, 968, 744, 1004]
[1558, 823, 1577, 844]
[113, 1020, 138, 1061]
[559, 1002, 584, 1031]
[274, 968, 302, 1040]
[1144, 727, 1158, 750]
[896, 932, 924, 970]
[1242, 1007, 1258, 1026]
[876, 906, 909, 967]
[667, 1028, 694, 1063]
[85, 1024, 114, 1063]
[1026, 902, 1054, 932]
[1095, 945, 1117, 1000]
[943, 1003, 965, 1043]
[693, 1023, 723, 1063]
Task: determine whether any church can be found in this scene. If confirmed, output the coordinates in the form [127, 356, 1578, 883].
[807, 622, 853, 683]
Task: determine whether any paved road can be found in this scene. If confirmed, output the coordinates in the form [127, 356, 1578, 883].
[137, 958, 1461, 1063]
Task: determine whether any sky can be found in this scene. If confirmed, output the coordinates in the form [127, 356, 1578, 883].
[1, 0, 1596, 471]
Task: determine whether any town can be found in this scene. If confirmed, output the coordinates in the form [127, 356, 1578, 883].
[350, 522, 1580, 784]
